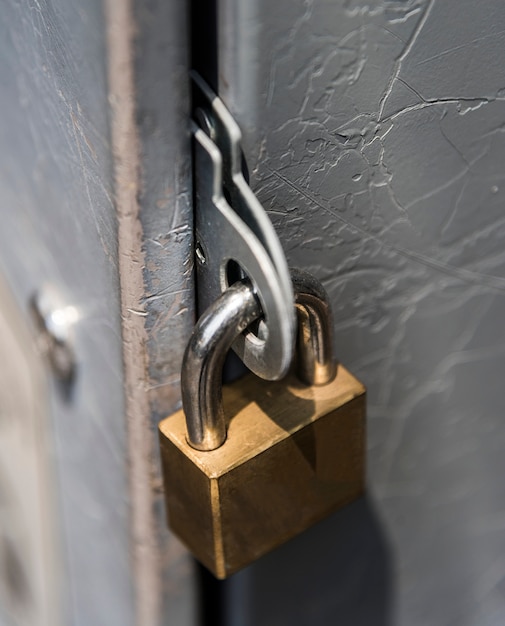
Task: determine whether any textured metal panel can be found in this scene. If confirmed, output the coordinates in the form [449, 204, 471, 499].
[130, 0, 198, 623]
[132, 0, 195, 415]
[106, 0, 197, 620]
[219, 1, 505, 624]
[0, 1, 134, 624]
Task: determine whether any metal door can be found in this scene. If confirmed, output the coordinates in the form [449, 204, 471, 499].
[0, 1, 195, 623]
[216, 1, 505, 625]
[2, 1, 505, 625]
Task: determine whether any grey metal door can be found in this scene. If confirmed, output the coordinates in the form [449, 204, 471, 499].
[0, 1, 196, 624]
[217, 1, 505, 625]
[2, 1, 505, 625]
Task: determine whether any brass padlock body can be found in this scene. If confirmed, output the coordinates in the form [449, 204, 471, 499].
[159, 365, 365, 579]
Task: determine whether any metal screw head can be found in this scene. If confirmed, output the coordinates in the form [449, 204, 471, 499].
[30, 287, 77, 384]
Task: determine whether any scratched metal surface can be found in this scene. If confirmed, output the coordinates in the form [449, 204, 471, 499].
[131, 0, 197, 622]
[219, 1, 505, 624]
[0, 1, 134, 624]
[132, 0, 195, 419]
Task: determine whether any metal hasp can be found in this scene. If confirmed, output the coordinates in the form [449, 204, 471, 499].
[183, 273, 337, 451]
[191, 72, 295, 381]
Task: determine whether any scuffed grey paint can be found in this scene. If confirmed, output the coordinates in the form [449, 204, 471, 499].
[133, 0, 194, 415]
[220, 1, 505, 624]
[132, 0, 197, 623]
[0, 1, 134, 624]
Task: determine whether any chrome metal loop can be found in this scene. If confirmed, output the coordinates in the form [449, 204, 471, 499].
[182, 282, 261, 451]
[183, 272, 336, 451]
[291, 269, 337, 386]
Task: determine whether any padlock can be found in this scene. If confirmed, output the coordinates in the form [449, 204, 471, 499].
[158, 271, 365, 579]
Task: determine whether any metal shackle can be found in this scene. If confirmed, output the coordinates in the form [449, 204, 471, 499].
[181, 270, 337, 451]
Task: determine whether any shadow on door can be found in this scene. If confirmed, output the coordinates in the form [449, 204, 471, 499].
[197, 494, 392, 626]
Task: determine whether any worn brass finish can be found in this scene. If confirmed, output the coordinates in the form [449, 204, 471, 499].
[158, 365, 365, 579]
